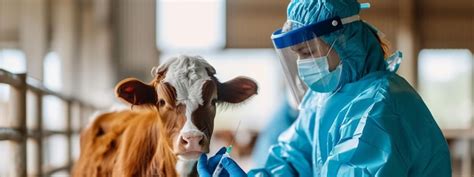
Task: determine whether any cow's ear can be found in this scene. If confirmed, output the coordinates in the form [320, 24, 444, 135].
[115, 78, 157, 105]
[218, 76, 258, 103]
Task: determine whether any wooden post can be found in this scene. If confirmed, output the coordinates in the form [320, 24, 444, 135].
[66, 100, 73, 170]
[10, 74, 27, 177]
[35, 92, 43, 177]
[397, 0, 420, 87]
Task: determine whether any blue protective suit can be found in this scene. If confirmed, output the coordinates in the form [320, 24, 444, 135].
[252, 96, 298, 168]
[248, 71, 452, 176]
[246, 0, 451, 176]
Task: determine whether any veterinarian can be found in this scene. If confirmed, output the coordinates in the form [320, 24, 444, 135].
[198, 0, 451, 176]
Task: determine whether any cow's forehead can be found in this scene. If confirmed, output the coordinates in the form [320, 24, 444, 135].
[162, 56, 214, 104]
[161, 56, 216, 129]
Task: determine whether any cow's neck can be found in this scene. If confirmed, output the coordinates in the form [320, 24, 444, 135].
[176, 159, 197, 177]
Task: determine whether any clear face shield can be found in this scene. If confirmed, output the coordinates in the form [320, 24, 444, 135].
[272, 16, 349, 104]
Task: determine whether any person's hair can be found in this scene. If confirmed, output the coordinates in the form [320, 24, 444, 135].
[373, 32, 391, 59]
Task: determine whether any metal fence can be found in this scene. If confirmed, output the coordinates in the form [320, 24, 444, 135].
[0, 68, 96, 177]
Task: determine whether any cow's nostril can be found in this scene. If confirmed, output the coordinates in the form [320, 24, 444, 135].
[180, 133, 205, 149]
[199, 138, 204, 145]
[180, 136, 188, 145]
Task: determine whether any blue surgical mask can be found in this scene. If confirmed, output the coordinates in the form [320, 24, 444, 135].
[297, 56, 342, 93]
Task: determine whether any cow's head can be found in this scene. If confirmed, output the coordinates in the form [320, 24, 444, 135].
[114, 55, 258, 161]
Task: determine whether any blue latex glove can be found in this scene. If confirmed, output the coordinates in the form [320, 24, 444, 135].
[218, 157, 247, 177]
[198, 147, 229, 177]
[198, 147, 247, 177]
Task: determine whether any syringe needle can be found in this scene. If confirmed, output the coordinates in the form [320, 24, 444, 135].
[212, 120, 242, 177]
[229, 120, 242, 147]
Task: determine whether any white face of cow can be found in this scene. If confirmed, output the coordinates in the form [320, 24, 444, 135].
[115, 55, 258, 164]
[161, 56, 218, 160]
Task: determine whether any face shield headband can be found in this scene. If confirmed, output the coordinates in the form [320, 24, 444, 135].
[271, 15, 360, 103]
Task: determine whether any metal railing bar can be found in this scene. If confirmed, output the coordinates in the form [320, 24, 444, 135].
[0, 128, 82, 140]
[1, 69, 91, 106]
[26, 130, 81, 139]
[43, 164, 71, 177]
[27, 77, 99, 109]
[26, 77, 71, 101]
[0, 127, 24, 141]
[2, 124, 82, 141]
[0, 69, 24, 88]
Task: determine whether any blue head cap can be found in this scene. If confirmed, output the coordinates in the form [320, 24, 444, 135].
[287, 0, 387, 87]
[287, 0, 360, 25]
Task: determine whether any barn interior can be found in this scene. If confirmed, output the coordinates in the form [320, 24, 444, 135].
[0, 0, 473, 176]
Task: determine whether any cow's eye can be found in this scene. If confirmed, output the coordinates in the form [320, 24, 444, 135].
[158, 99, 166, 107]
[211, 99, 217, 106]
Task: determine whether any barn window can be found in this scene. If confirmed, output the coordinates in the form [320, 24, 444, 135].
[0, 49, 26, 103]
[43, 52, 62, 92]
[418, 49, 473, 129]
[42, 51, 69, 170]
[0, 49, 26, 126]
[156, 0, 225, 50]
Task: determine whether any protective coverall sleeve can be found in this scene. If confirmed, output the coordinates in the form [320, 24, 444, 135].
[420, 147, 451, 177]
[408, 139, 452, 176]
[321, 98, 408, 177]
[248, 109, 315, 177]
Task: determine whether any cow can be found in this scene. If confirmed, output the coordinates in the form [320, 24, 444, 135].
[72, 55, 258, 177]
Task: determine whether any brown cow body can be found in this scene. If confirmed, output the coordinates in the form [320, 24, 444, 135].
[72, 55, 258, 177]
[72, 109, 179, 177]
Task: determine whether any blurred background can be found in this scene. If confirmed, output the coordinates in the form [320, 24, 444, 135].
[0, 0, 472, 176]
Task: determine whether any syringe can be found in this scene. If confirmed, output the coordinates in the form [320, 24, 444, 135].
[212, 120, 241, 177]
[211, 145, 233, 177]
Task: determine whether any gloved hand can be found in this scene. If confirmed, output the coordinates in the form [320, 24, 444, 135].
[197, 147, 247, 177]
[198, 147, 229, 177]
